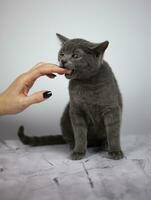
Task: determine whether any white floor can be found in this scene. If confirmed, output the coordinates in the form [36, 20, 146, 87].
[0, 135, 151, 200]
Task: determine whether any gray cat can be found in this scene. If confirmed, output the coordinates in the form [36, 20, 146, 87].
[18, 33, 124, 160]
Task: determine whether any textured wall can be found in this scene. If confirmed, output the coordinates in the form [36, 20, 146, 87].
[0, 0, 150, 139]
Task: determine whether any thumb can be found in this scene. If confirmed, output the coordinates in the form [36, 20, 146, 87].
[26, 90, 52, 105]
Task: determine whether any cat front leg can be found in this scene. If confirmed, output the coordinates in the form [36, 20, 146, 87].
[70, 108, 87, 160]
[103, 106, 124, 160]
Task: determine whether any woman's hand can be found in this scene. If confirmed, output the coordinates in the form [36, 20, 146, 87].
[0, 62, 71, 115]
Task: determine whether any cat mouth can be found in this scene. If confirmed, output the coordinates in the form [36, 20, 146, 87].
[64, 68, 75, 79]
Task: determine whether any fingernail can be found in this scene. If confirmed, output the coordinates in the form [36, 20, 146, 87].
[47, 74, 56, 79]
[43, 91, 52, 99]
[49, 74, 56, 78]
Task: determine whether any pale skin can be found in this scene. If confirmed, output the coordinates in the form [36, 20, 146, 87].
[0, 62, 71, 115]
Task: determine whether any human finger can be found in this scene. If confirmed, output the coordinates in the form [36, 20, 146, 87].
[24, 90, 52, 106]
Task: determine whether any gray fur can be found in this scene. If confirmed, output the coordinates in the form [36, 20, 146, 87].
[58, 34, 124, 160]
[18, 34, 124, 160]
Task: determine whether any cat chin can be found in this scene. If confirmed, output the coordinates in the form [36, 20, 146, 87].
[65, 74, 73, 79]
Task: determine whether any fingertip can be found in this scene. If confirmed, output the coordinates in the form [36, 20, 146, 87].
[43, 91, 52, 99]
[47, 74, 57, 78]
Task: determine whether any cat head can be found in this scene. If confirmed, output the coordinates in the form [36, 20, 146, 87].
[56, 33, 109, 80]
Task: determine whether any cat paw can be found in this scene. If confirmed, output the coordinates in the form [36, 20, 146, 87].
[71, 152, 85, 160]
[108, 150, 124, 160]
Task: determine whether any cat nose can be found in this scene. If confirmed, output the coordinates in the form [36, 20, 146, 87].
[61, 59, 67, 67]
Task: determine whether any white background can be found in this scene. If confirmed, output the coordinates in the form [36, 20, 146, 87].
[0, 0, 150, 139]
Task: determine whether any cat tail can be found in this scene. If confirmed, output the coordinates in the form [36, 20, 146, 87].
[17, 126, 66, 146]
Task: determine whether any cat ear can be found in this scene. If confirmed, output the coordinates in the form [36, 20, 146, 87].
[92, 41, 109, 56]
[56, 33, 69, 45]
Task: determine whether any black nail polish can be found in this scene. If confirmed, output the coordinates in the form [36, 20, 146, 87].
[43, 91, 52, 99]
[51, 74, 56, 77]
[48, 74, 56, 78]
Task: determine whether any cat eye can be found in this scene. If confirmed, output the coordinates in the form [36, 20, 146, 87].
[72, 54, 79, 59]
[59, 52, 64, 57]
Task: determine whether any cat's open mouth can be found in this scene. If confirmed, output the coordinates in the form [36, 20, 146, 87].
[65, 68, 75, 79]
